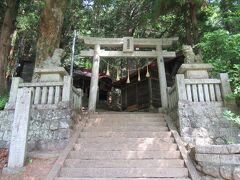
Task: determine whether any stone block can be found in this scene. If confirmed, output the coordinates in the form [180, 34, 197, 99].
[185, 70, 209, 79]
[220, 166, 233, 179]
[177, 63, 212, 79]
[202, 165, 220, 178]
[233, 166, 240, 180]
[59, 121, 69, 129]
[196, 144, 240, 154]
[3, 131, 11, 141]
[196, 154, 240, 165]
[50, 121, 59, 131]
[0, 101, 72, 150]
[33, 67, 68, 82]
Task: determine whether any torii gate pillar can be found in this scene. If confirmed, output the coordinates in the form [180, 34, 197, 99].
[156, 45, 168, 108]
[88, 44, 100, 112]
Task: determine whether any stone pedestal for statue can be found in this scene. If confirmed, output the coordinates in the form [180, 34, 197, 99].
[177, 63, 213, 79]
[32, 49, 68, 82]
[34, 67, 68, 82]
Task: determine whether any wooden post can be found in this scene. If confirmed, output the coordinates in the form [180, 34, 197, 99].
[88, 44, 100, 112]
[148, 78, 154, 110]
[176, 74, 187, 101]
[136, 83, 138, 110]
[156, 45, 168, 108]
[125, 86, 128, 109]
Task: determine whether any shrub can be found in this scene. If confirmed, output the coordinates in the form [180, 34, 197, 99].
[223, 110, 240, 126]
[0, 95, 8, 110]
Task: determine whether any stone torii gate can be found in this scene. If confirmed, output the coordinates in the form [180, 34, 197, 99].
[79, 37, 178, 112]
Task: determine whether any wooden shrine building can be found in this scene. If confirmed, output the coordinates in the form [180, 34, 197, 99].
[79, 37, 178, 112]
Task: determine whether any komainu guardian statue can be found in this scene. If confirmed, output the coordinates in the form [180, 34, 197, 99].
[41, 49, 65, 68]
[182, 45, 203, 64]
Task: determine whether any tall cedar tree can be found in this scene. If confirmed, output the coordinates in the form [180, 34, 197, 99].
[35, 0, 68, 68]
[0, 0, 20, 95]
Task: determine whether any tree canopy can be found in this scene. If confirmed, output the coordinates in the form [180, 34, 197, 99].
[0, 0, 239, 100]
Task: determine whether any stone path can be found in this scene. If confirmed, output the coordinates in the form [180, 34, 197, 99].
[54, 113, 191, 179]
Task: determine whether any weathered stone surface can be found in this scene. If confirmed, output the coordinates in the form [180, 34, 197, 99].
[0, 104, 72, 150]
[220, 166, 232, 179]
[202, 176, 221, 180]
[59, 121, 69, 129]
[202, 165, 220, 177]
[177, 101, 240, 145]
[42, 49, 65, 68]
[182, 45, 198, 64]
[50, 121, 59, 131]
[196, 154, 240, 165]
[8, 88, 32, 169]
[233, 166, 240, 180]
[196, 144, 240, 154]
[195, 144, 240, 179]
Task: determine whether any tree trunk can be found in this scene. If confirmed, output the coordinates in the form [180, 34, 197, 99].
[189, 0, 199, 44]
[35, 0, 68, 68]
[184, 6, 193, 45]
[0, 0, 20, 95]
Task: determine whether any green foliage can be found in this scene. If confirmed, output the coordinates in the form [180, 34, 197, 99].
[198, 30, 240, 97]
[1, 0, 240, 82]
[0, 1, 6, 27]
[223, 110, 240, 126]
[0, 95, 8, 110]
[219, 0, 240, 33]
[229, 64, 240, 97]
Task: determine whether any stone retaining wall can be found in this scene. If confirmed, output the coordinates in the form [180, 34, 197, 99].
[195, 144, 240, 179]
[177, 100, 240, 145]
[0, 103, 73, 151]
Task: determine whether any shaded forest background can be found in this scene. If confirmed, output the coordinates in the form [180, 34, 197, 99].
[0, 0, 239, 109]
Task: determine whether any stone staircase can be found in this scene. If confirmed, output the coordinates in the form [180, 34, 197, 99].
[54, 113, 192, 179]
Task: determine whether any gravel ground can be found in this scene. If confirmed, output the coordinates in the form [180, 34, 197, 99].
[0, 149, 57, 180]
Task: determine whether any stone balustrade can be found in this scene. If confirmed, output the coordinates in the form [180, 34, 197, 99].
[6, 75, 82, 109]
[167, 63, 239, 146]
[19, 82, 64, 105]
[0, 74, 83, 151]
[167, 74, 228, 107]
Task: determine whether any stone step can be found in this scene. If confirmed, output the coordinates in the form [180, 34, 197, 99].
[87, 121, 167, 127]
[59, 168, 189, 178]
[56, 178, 191, 180]
[89, 116, 165, 122]
[91, 113, 163, 117]
[73, 142, 177, 151]
[64, 159, 185, 168]
[83, 126, 169, 132]
[77, 137, 175, 144]
[68, 150, 181, 159]
[79, 131, 172, 138]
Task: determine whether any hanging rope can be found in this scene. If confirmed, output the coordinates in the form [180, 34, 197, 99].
[100, 59, 153, 82]
[116, 68, 120, 81]
[101, 59, 153, 72]
[106, 61, 110, 76]
[126, 68, 130, 83]
[146, 64, 150, 78]
[138, 67, 141, 81]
